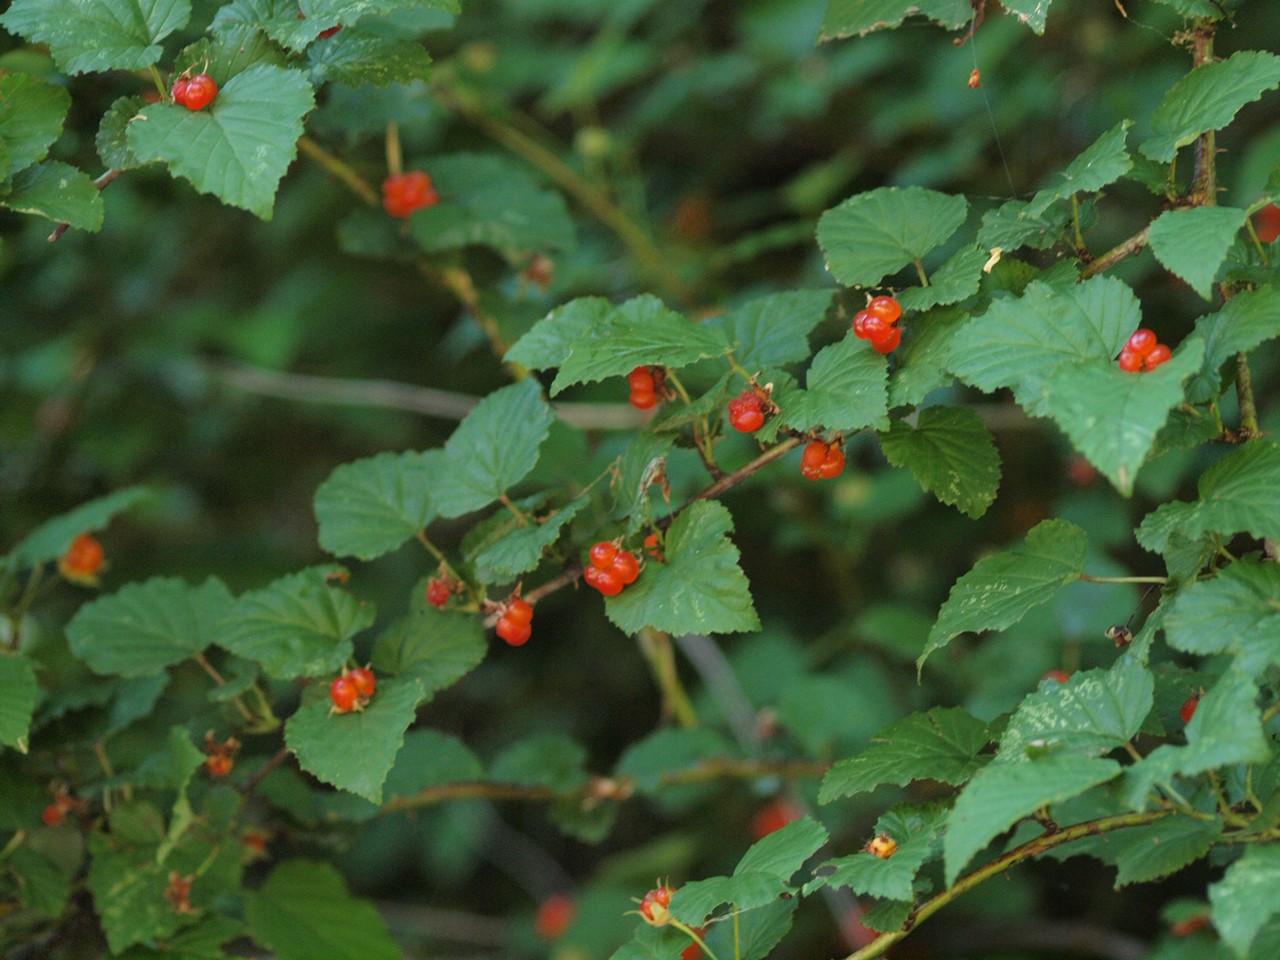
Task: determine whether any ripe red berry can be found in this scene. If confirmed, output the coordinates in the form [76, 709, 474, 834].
[505, 597, 534, 625]
[317, 24, 341, 38]
[205, 754, 234, 777]
[681, 937, 704, 960]
[348, 666, 376, 698]
[1144, 344, 1172, 370]
[639, 886, 675, 926]
[593, 568, 624, 596]
[330, 675, 359, 713]
[728, 392, 765, 432]
[583, 565, 602, 589]
[59, 533, 105, 584]
[643, 532, 663, 560]
[426, 578, 450, 608]
[1041, 669, 1071, 684]
[382, 171, 439, 218]
[866, 296, 902, 325]
[751, 799, 799, 840]
[181, 74, 218, 111]
[1117, 346, 1143, 372]
[1256, 204, 1280, 244]
[1180, 694, 1200, 725]
[628, 367, 656, 392]
[534, 894, 576, 940]
[859, 313, 891, 342]
[496, 615, 532, 646]
[42, 804, 65, 827]
[801, 441, 844, 481]
[171, 77, 190, 105]
[801, 441, 827, 471]
[629, 389, 658, 410]
[818, 445, 845, 479]
[611, 550, 640, 585]
[851, 310, 872, 338]
[589, 541, 618, 569]
[1126, 328, 1157, 357]
[871, 326, 901, 354]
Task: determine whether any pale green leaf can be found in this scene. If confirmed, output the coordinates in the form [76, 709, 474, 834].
[669, 873, 790, 926]
[1163, 561, 1280, 673]
[887, 306, 967, 407]
[895, 245, 987, 313]
[703, 899, 796, 960]
[1184, 286, 1280, 403]
[490, 733, 589, 791]
[819, 0, 970, 40]
[779, 334, 889, 434]
[505, 297, 610, 370]
[0, 70, 69, 175]
[468, 495, 587, 582]
[96, 96, 147, 170]
[0, 655, 38, 753]
[878, 406, 1001, 518]
[1147, 206, 1247, 299]
[1026, 121, 1131, 215]
[308, 32, 432, 87]
[0, 0, 191, 74]
[314, 449, 441, 560]
[999, 0, 1053, 33]
[1209, 845, 1280, 958]
[710, 290, 834, 370]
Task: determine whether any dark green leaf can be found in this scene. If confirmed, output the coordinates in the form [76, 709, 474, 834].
[704, 898, 797, 960]
[780, 334, 889, 434]
[887, 306, 967, 407]
[0, 70, 69, 176]
[1164, 561, 1280, 673]
[314, 449, 442, 560]
[489, 733, 589, 791]
[999, 0, 1053, 32]
[977, 200, 1063, 251]
[895, 245, 986, 313]
[711, 290, 834, 370]
[736, 817, 829, 881]
[1184, 286, 1280, 403]
[370, 605, 486, 695]
[383, 729, 483, 799]
[505, 297, 611, 370]
[0, 0, 191, 73]
[11, 486, 150, 567]
[8, 849, 70, 917]
[0, 655, 38, 753]
[669, 874, 790, 925]
[96, 95, 147, 169]
[811, 803, 947, 900]
[2, 160, 104, 230]
[308, 31, 431, 87]
[819, 0, 970, 40]
[1026, 121, 1131, 215]
[468, 494, 587, 582]
[1112, 815, 1222, 886]
[879, 406, 1001, 518]
[1147, 207, 1247, 299]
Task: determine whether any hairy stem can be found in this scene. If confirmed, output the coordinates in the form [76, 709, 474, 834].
[1236, 352, 1260, 439]
[1079, 225, 1150, 279]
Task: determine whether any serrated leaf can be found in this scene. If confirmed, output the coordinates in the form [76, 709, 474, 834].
[704, 898, 796, 960]
[2, 161, 104, 231]
[127, 65, 314, 219]
[1152, 0, 1226, 14]
[0, 0, 190, 74]
[817, 186, 967, 287]
[709, 290, 834, 370]
[175, 24, 289, 78]
[433, 379, 555, 518]
[605, 501, 759, 635]
[919, 519, 1087, 668]
[371, 605, 486, 695]
[1026, 121, 1131, 216]
[245, 860, 400, 960]
[944, 754, 1120, 884]
[780, 334, 888, 434]
[1142, 52, 1280, 162]
[410, 153, 574, 255]
[0, 655, 37, 753]
[308, 32, 431, 87]
[469, 495, 587, 582]
[383, 729, 483, 799]
[489, 733, 589, 791]
[1147, 206, 1247, 299]
[669, 874, 791, 926]
[811, 803, 947, 900]
[285, 678, 423, 802]
[879, 407, 1000, 518]
[859, 898, 913, 933]
[1043, 340, 1204, 495]
[8, 849, 70, 917]
[737, 817, 829, 881]
[0, 70, 69, 176]
[550, 295, 729, 395]
[895, 245, 986, 313]
[997, 659, 1154, 760]
[1164, 561, 1280, 673]
[314, 449, 441, 560]
[946, 276, 1138, 417]
[977, 199, 1064, 251]
[819, 0, 970, 40]
[887, 305, 967, 407]
[1184, 286, 1280, 403]
[506, 297, 610, 370]
[1209, 845, 1280, 958]
[1111, 815, 1222, 886]
[1136, 441, 1280, 555]
[212, 0, 335, 49]
[11, 486, 149, 567]
[999, 0, 1052, 32]
[66, 576, 233, 677]
[614, 728, 736, 793]
[96, 96, 147, 169]
[218, 566, 372, 679]
[819, 707, 991, 803]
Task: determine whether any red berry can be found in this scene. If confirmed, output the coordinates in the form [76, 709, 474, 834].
[628, 366, 656, 392]
[1256, 204, 1280, 244]
[535, 894, 576, 940]
[681, 937, 704, 960]
[589, 541, 619, 569]
[594, 568, 624, 596]
[42, 804, 65, 827]
[871, 327, 901, 354]
[801, 441, 828, 471]
[1144, 344, 1172, 370]
[643, 532, 663, 560]
[1117, 347, 1143, 372]
[818, 445, 845, 479]
[496, 615, 532, 646]
[728, 392, 765, 432]
[317, 24, 341, 38]
[205, 754, 234, 777]
[639, 886, 674, 926]
[859, 313, 891, 342]
[866, 296, 902, 325]
[751, 799, 799, 839]
[505, 597, 534, 625]
[583, 565, 602, 588]
[382, 171, 439, 218]
[330, 675, 359, 713]
[426, 578, 450, 608]
[1041, 669, 1071, 684]
[181, 74, 218, 111]
[171, 78, 190, 105]
[1180, 694, 1200, 725]
[348, 666, 376, 698]
[59, 533, 105, 584]
[851, 310, 872, 339]
[801, 441, 843, 481]
[865, 833, 898, 859]
[630, 389, 658, 410]
[611, 550, 640, 585]
[1126, 328, 1157, 357]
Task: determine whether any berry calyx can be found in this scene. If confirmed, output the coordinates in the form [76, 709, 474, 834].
[180, 74, 218, 111]
[638, 886, 675, 926]
[348, 666, 377, 698]
[589, 541, 619, 569]
[1144, 344, 1172, 370]
[801, 440, 845, 481]
[203, 732, 241, 777]
[865, 833, 898, 859]
[865, 295, 902, 325]
[1127, 328, 1157, 357]
[1180, 693, 1201, 725]
[534, 894, 576, 940]
[728, 391, 766, 432]
[382, 171, 439, 219]
[426, 578, 451, 608]
[60, 533, 105, 585]
[330, 675, 359, 713]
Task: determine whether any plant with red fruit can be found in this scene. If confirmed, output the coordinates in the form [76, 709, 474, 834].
[496, 596, 534, 646]
[534, 894, 575, 940]
[851, 295, 903, 354]
[173, 73, 218, 110]
[627, 366, 666, 410]
[1118, 328, 1173, 372]
[584, 541, 642, 596]
[800, 439, 844, 481]
[59, 533, 105, 585]
[382, 170, 439, 218]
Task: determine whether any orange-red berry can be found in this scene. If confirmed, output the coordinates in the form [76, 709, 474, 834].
[59, 533, 105, 584]
[382, 171, 439, 218]
[534, 894, 576, 940]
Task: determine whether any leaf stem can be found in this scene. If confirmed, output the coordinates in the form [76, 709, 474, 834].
[912, 259, 929, 286]
[500, 493, 530, 527]
[1070, 194, 1088, 254]
[1235, 353, 1260, 439]
[147, 64, 169, 101]
[637, 628, 699, 728]
[672, 919, 722, 960]
[1079, 573, 1167, 585]
[193, 653, 256, 724]
[296, 136, 379, 207]
[385, 121, 403, 178]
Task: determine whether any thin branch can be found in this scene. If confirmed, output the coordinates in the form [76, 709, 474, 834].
[1236, 352, 1260, 439]
[668, 437, 802, 523]
[238, 747, 291, 798]
[296, 136, 379, 207]
[1079, 225, 1150, 279]
[1080, 573, 1167, 585]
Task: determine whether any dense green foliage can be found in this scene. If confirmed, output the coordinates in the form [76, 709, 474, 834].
[3, 0, 1280, 958]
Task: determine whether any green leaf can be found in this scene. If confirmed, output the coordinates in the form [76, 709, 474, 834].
[550, 295, 730, 395]
[314, 449, 441, 560]
[859, 898, 913, 933]
[895, 245, 987, 313]
[66, 577, 233, 677]
[943, 754, 1121, 884]
[1026, 121, 1131, 215]
[433, 379, 555, 518]
[489, 733, 589, 791]
[1141, 52, 1280, 162]
[945, 276, 1138, 417]
[780, 334, 889, 434]
[669, 874, 792, 925]
[996, 659, 1154, 760]
[218, 566, 373, 679]
[0, 0, 190, 74]
[819, 707, 991, 803]
[1111, 815, 1222, 886]
[0, 655, 38, 753]
[371, 604, 486, 695]
[709, 290, 834, 370]
[817, 186, 968, 287]
[212, 0, 335, 50]
[8, 849, 70, 918]
[878, 407, 1001, 518]
[614, 728, 736, 793]
[887, 306, 968, 407]
[819, 0, 970, 40]
[0, 70, 69, 176]
[245, 860, 401, 960]
[11, 486, 149, 567]
[703, 899, 796, 960]
[468, 495, 587, 582]
[1164, 561, 1280, 673]
[2, 160, 104, 231]
[506, 297, 610, 370]
[919, 519, 1087, 668]
[977, 200, 1064, 251]
[1043, 339, 1204, 495]
[605, 501, 759, 635]
[410, 153, 574, 255]
[1136, 441, 1280, 555]
[383, 729, 483, 799]
[736, 817, 829, 881]
[127, 65, 314, 219]
[1209, 845, 1280, 958]
[812, 803, 947, 900]
[96, 96, 147, 169]
[1147, 206, 1247, 299]
[308, 31, 432, 87]
[1184, 286, 1280, 403]
[999, 0, 1053, 32]
[175, 25, 289, 81]
[285, 678, 424, 803]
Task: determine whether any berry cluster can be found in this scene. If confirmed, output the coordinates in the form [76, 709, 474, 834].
[851, 295, 903, 355]
[728, 389, 768, 432]
[584, 541, 641, 596]
[329, 665, 377, 713]
[382, 171, 439, 218]
[172, 73, 218, 111]
[627, 366, 665, 410]
[426, 576, 453, 608]
[41, 788, 86, 828]
[496, 597, 534, 646]
[800, 439, 845, 481]
[59, 532, 105, 585]
[638, 886, 675, 926]
[1117, 328, 1172, 372]
[203, 732, 241, 777]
